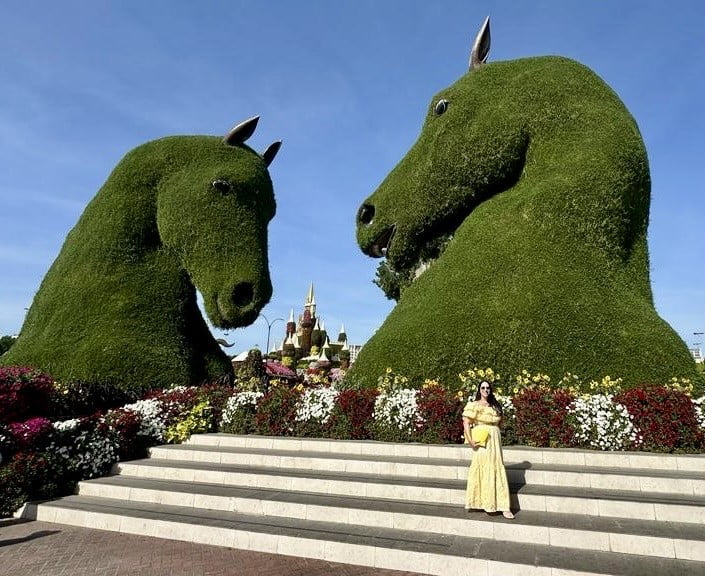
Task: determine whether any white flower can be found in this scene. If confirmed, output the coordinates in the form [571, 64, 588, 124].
[693, 396, 705, 430]
[220, 391, 263, 426]
[122, 398, 166, 442]
[296, 388, 339, 424]
[567, 394, 642, 451]
[374, 388, 421, 432]
[49, 417, 118, 478]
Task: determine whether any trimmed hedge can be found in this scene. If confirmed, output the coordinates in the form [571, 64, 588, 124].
[353, 55, 696, 387]
[1, 132, 276, 390]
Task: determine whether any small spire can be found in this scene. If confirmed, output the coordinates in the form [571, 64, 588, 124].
[306, 282, 315, 305]
[313, 317, 321, 331]
[288, 308, 294, 322]
[292, 333, 301, 349]
[320, 318, 325, 332]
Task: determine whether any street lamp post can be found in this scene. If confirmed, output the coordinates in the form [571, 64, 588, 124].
[259, 313, 284, 362]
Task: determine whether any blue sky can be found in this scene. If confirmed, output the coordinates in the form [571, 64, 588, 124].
[1, 0, 704, 357]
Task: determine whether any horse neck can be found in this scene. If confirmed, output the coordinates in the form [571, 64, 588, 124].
[79, 140, 180, 261]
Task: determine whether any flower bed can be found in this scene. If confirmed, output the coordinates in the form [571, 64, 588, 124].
[1, 364, 704, 518]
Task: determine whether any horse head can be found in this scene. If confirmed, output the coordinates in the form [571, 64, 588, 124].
[356, 17, 649, 294]
[156, 116, 281, 329]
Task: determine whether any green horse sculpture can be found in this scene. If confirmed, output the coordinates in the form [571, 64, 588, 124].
[2, 117, 280, 391]
[352, 18, 696, 388]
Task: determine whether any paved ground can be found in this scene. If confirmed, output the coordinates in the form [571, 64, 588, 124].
[0, 519, 426, 576]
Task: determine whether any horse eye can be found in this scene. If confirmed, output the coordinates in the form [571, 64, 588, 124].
[212, 179, 231, 194]
[434, 99, 449, 116]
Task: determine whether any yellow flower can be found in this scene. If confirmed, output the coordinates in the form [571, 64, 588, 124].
[295, 383, 304, 392]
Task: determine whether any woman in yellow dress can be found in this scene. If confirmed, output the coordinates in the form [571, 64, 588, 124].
[462, 380, 514, 518]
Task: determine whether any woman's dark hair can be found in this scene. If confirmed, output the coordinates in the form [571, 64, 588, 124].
[474, 381, 503, 417]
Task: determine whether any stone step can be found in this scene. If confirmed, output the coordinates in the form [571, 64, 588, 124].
[113, 458, 705, 524]
[76, 475, 705, 561]
[149, 443, 705, 496]
[19, 495, 705, 576]
[184, 433, 705, 473]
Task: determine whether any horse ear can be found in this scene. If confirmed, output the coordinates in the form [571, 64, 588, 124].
[223, 116, 259, 146]
[262, 140, 282, 167]
[469, 16, 491, 71]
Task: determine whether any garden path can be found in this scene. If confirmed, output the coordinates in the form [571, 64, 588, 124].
[0, 518, 425, 576]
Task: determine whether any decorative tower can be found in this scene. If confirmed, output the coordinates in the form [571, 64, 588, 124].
[286, 308, 296, 336]
[311, 317, 323, 356]
[339, 339, 351, 370]
[337, 323, 347, 344]
[281, 333, 296, 367]
[306, 282, 317, 318]
[316, 336, 332, 369]
[294, 282, 316, 357]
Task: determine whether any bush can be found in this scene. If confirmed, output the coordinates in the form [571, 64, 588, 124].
[327, 388, 378, 440]
[255, 385, 301, 436]
[567, 394, 641, 451]
[295, 387, 338, 438]
[220, 391, 262, 434]
[51, 379, 139, 419]
[8, 417, 54, 451]
[497, 396, 517, 445]
[513, 388, 576, 447]
[416, 385, 463, 444]
[372, 388, 420, 442]
[615, 385, 704, 452]
[0, 452, 56, 517]
[196, 383, 233, 431]
[104, 408, 150, 461]
[0, 366, 54, 423]
[164, 400, 211, 444]
[49, 416, 118, 482]
[145, 386, 200, 428]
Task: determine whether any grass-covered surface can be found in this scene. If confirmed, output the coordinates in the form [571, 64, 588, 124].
[1, 135, 276, 391]
[353, 56, 696, 387]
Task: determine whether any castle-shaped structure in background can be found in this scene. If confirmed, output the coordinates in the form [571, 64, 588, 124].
[271, 283, 352, 369]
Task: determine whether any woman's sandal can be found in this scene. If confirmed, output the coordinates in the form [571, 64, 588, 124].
[502, 511, 515, 519]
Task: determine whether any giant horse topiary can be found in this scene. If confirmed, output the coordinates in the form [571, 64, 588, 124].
[1, 117, 281, 391]
[352, 18, 696, 388]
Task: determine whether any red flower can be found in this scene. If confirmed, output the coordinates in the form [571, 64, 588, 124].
[615, 385, 704, 452]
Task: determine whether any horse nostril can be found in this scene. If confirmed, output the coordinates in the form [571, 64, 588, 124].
[231, 283, 254, 307]
[358, 204, 375, 226]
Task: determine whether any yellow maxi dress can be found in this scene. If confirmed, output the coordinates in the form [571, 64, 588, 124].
[462, 400, 511, 513]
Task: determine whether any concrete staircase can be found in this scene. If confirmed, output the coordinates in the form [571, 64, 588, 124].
[18, 434, 705, 575]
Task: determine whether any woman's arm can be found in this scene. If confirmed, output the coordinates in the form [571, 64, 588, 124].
[462, 416, 476, 448]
